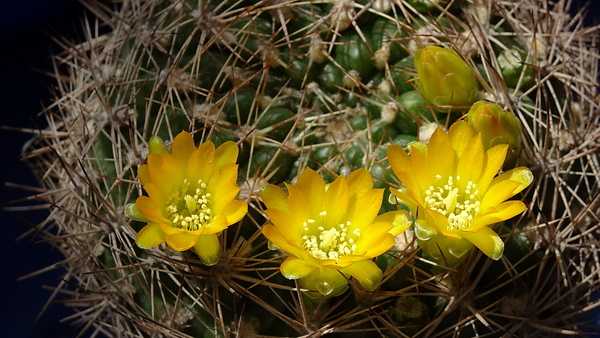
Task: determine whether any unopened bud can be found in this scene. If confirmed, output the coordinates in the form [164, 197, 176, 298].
[414, 45, 479, 109]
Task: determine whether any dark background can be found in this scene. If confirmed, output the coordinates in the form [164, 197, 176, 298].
[0, 1, 599, 337]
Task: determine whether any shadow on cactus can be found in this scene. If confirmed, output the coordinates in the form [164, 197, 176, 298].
[15, 0, 600, 337]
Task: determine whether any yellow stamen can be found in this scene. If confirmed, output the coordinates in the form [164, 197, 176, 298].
[165, 179, 213, 231]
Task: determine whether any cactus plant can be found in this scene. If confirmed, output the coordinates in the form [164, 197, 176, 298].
[19, 0, 600, 336]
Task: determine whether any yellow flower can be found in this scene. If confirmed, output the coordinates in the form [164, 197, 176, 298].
[261, 168, 407, 297]
[127, 131, 248, 266]
[387, 121, 532, 260]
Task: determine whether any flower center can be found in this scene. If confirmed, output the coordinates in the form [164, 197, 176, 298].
[165, 179, 212, 231]
[300, 211, 361, 261]
[423, 175, 481, 231]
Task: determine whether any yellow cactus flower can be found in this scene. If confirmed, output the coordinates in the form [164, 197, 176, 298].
[387, 121, 533, 260]
[466, 100, 522, 166]
[414, 45, 479, 109]
[127, 131, 248, 266]
[261, 168, 407, 298]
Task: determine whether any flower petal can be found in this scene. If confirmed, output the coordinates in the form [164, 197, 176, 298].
[480, 167, 532, 211]
[375, 210, 412, 236]
[345, 168, 373, 197]
[469, 200, 526, 231]
[354, 222, 395, 257]
[476, 144, 508, 193]
[261, 184, 290, 213]
[294, 168, 325, 216]
[166, 232, 198, 251]
[193, 233, 221, 266]
[458, 226, 504, 260]
[323, 174, 350, 227]
[346, 189, 383, 229]
[341, 259, 383, 291]
[136, 223, 167, 249]
[171, 131, 196, 167]
[136, 196, 166, 224]
[280, 257, 317, 279]
[188, 142, 216, 184]
[426, 126, 454, 179]
[448, 121, 474, 157]
[213, 141, 239, 171]
[455, 134, 484, 186]
[221, 199, 248, 225]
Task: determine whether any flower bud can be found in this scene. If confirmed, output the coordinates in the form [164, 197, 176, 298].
[466, 100, 523, 165]
[414, 45, 479, 109]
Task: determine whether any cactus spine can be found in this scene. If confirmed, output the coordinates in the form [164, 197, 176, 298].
[22, 0, 600, 336]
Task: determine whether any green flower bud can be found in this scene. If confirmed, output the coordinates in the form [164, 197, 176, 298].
[498, 46, 535, 90]
[414, 45, 479, 109]
[466, 100, 523, 166]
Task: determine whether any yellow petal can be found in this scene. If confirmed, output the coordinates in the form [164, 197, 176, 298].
[345, 168, 373, 197]
[136, 222, 167, 249]
[341, 259, 383, 291]
[411, 144, 437, 192]
[458, 226, 504, 260]
[346, 189, 383, 229]
[388, 145, 412, 175]
[286, 184, 311, 226]
[477, 144, 509, 193]
[171, 131, 196, 167]
[264, 208, 302, 242]
[221, 199, 248, 225]
[323, 174, 350, 228]
[425, 126, 454, 179]
[187, 142, 216, 183]
[354, 222, 395, 257]
[207, 163, 238, 198]
[193, 233, 221, 266]
[455, 133, 484, 186]
[205, 213, 230, 234]
[261, 184, 290, 213]
[294, 168, 325, 216]
[213, 141, 239, 171]
[375, 210, 412, 236]
[449, 120, 474, 157]
[479, 176, 526, 212]
[166, 232, 198, 251]
[280, 257, 317, 279]
[469, 200, 526, 231]
[212, 184, 241, 215]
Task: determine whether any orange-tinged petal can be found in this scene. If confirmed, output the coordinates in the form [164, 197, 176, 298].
[469, 200, 526, 231]
[213, 141, 239, 171]
[136, 222, 166, 249]
[136, 196, 166, 224]
[194, 233, 221, 266]
[138, 164, 151, 185]
[261, 184, 290, 213]
[280, 257, 317, 279]
[166, 232, 198, 251]
[458, 226, 504, 260]
[171, 131, 196, 167]
[341, 259, 383, 291]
